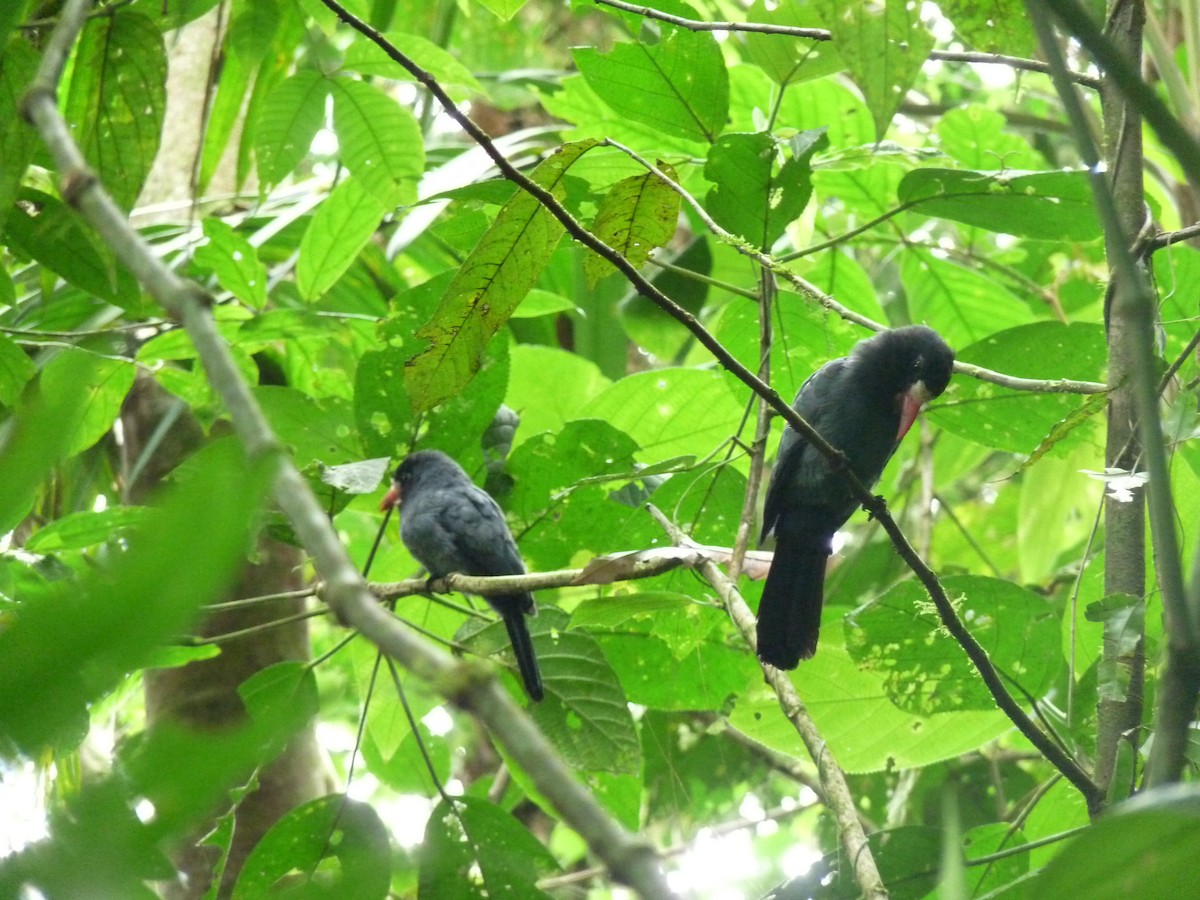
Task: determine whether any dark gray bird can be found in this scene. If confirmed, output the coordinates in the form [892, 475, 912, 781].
[380, 450, 543, 701]
[758, 326, 954, 669]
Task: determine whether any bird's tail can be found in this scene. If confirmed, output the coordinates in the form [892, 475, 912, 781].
[756, 525, 831, 669]
[502, 605, 544, 702]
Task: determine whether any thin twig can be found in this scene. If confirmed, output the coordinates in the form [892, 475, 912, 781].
[648, 505, 888, 900]
[590, 0, 1102, 88]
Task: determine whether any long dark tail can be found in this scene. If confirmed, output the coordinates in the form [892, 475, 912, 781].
[502, 608, 544, 702]
[756, 524, 831, 669]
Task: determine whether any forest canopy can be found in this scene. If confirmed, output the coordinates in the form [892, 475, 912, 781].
[1, 0, 1200, 898]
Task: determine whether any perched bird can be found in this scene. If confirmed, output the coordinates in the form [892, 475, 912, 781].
[757, 326, 954, 669]
[380, 450, 543, 701]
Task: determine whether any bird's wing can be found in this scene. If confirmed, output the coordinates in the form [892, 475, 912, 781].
[437, 484, 528, 578]
[760, 359, 847, 541]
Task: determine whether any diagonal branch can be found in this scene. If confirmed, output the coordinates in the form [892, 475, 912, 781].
[318, 0, 1105, 812]
[21, 2, 675, 895]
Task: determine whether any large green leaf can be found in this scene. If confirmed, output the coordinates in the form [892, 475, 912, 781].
[0, 37, 39, 235]
[5, 189, 119, 301]
[62, 10, 167, 210]
[0, 441, 270, 756]
[936, 105, 1045, 170]
[419, 796, 557, 899]
[296, 177, 386, 302]
[194, 218, 268, 309]
[729, 643, 1008, 773]
[901, 247, 1034, 347]
[506, 419, 650, 570]
[577, 593, 753, 709]
[941, 0, 1036, 56]
[0, 333, 34, 407]
[329, 77, 424, 206]
[573, 10, 728, 143]
[844, 575, 1063, 715]
[584, 163, 681, 285]
[740, 0, 843, 86]
[504, 345, 612, 447]
[899, 168, 1104, 240]
[403, 140, 598, 414]
[254, 70, 330, 188]
[704, 129, 828, 250]
[1032, 788, 1200, 899]
[342, 31, 485, 97]
[931, 322, 1108, 453]
[817, 0, 934, 142]
[234, 794, 390, 900]
[42, 349, 135, 456]
[578, 367, 744, 463]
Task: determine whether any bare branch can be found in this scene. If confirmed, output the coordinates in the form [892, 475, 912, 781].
[648, 505, 888, 900]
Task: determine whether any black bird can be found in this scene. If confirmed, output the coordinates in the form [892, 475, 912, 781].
[380, 450, 544, 701]
[757, 326, 954, 669]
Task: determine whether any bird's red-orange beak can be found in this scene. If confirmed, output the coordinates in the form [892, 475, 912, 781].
[896, 381, 933, 443]
[379, 484, 401, 512]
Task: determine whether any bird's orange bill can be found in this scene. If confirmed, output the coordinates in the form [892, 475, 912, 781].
[379, 484, 401, 512]
[896, 381, 933, 443]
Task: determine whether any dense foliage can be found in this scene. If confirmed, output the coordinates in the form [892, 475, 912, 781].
[2, 0, 1199, 897]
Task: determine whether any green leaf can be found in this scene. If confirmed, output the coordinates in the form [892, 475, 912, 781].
[254, 385, 360, 467]
[234, 793, 390, 899]
[0, 351, 108, 535]
[195, 218, 268, 309]
[511, 288, 578, 319]
[1086, 594, 1145, 702]
[330, 77, 424, 206]
[505, 345, 612, 446]
[0, 441, 270, 756]
[740, 0, 843, 86]
[584, 162, 681, 285]
[931, 322, 1108, 453]
[474, 0, 532, 19]
[62, 11, 167, 210]
[296, 177, 386, 301]
[26, 507, 152, 552]
[342, 31, 485, 96]
[573, 18, 728, 143]
[255, 70, 330, 188]
[899, 168, 1104, 240]
[578, 367, 744, 462]
[729, 643, 1008, 772]
[0, 333, 35, 407]
[582, 597, 753, 709]
[0, 37, 39, 235]
[901, 247, 1034, 347]
[507, 419, 647, 570]
[817, 0, 934, 142]
[419, 796, 557, 899]
[705, 129, 827, 251]
[198, 1, 279, 192]
[846, 576, 1063, 715]
[5, 190, 118, 301]
[937, 105, 1045, 170]
[941, 0, 1036, 57]
[403, 140, 599, 414]
[41, 349, 136, 456]
[1033, 788, 1200, 899]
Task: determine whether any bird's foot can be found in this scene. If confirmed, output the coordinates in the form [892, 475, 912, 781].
[864, 495, 888, 520]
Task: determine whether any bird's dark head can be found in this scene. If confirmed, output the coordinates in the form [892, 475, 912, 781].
[854, 325, 954, 398]
[380, 450, 464, 511]
[852, 326, 954, 441]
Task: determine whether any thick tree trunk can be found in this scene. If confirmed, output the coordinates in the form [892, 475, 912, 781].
[121, 377, 325, 899]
